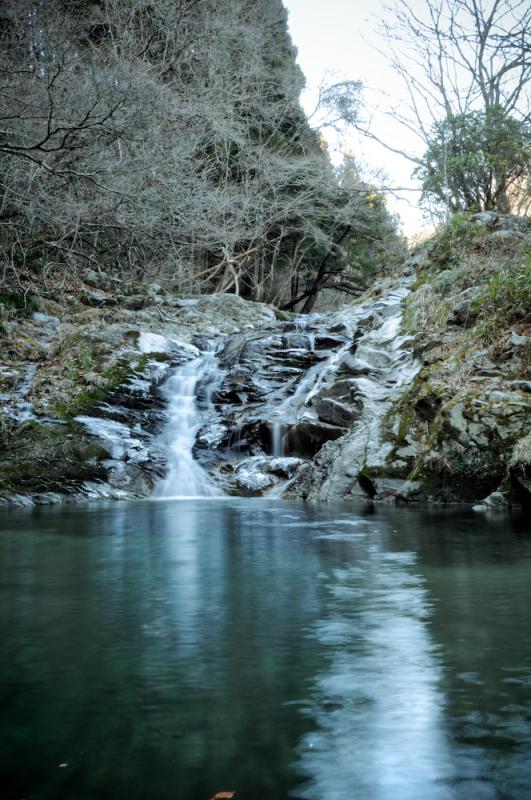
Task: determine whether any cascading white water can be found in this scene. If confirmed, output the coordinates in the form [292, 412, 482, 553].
[152, 348, 225, 499]
[270, 340, 352, 456]
[300, 282, 422, 500]
[270, 282, 419, 467]
[348, 290, 419, 467]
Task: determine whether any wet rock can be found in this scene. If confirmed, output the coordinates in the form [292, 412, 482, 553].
[0, 493, 35, 508]
[357, 475, 422, 502]
[103, 461, 154, 495]
[397, 480, 423, 500]
[213, 384, 248, 404]
[472, 491, 510, 511]
[313, 334, 347, 350]
[31, 492, 63, 505]
[323, 378, 362, 402]
[314, 397, 360, 427]
[280, 333, 311, 350]
[263, 456, 302, 479]
[227, 419, 272, 454]
[510, 434, 531, 508]
[357, 312, 384, 333]
[196, 423, 229, 450]
[287, 420, 346, 458]
[511, 474, 531, 506]
[337, 353, 371, 376]
[233, 461, 277, 495]
[328, 322, 348, 335]
[0, 421, 110, 495]
[232, 455, 303, 496]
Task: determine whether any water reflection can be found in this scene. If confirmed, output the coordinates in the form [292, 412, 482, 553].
[294, 534, 456, 800]
[0, 501, 531, 800]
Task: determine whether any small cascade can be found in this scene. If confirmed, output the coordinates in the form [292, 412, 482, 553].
[74, 279, 419, 501]
[1, 312, 59, 422]
[289, 282, 422, 500]
[270, 340, 351, 456]
[346, 287, 419, 468]
[153, 347, 225, 499]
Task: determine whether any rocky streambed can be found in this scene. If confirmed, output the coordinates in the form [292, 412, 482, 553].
[1, 259, 530, 509]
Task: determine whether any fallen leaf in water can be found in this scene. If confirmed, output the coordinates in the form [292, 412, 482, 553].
[208, 793, 235, 799]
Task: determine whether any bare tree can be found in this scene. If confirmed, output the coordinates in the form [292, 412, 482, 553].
[0, 0, 403, 307]
[353, 0, 530, 214]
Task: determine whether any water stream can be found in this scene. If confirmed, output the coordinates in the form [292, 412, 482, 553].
[153, 347, 225, 499]
[343, 285, 420, 469]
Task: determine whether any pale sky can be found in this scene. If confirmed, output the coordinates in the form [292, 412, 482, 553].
[283, 0, 429, 237]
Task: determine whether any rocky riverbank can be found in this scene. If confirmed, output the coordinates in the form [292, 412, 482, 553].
[1, 213, 529, 509]
[284, 213, 530, 509]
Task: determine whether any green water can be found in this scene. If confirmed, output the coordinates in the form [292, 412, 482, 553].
[0, 500, 530, 800]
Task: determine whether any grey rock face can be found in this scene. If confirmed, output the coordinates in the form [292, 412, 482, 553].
[285, 282, 421, 502]
[448, 299, 477, 327]
[314, 397, 361, 427]
[508, 332, 529, 348]
[287, 420, 347, 457]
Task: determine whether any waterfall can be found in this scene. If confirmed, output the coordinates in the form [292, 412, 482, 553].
[152, 348, 225, 499]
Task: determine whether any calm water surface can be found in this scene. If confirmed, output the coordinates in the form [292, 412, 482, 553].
[0, 500, 530, 800]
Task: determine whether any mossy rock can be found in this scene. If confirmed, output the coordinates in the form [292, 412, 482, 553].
[0, 421, 110, 494]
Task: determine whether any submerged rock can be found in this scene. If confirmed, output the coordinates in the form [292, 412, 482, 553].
[472, 491, 511, 512]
